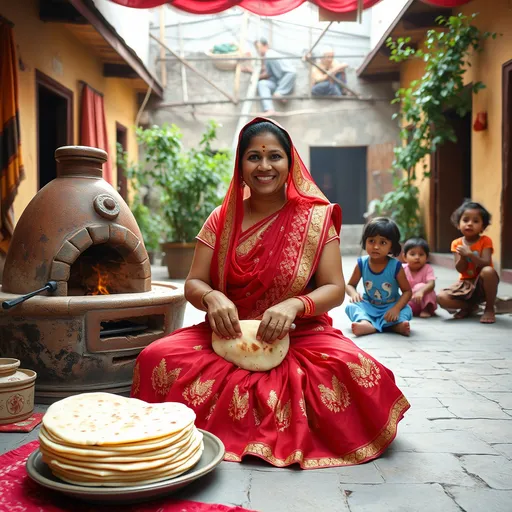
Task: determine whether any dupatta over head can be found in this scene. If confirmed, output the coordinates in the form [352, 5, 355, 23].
[211, 117, 341, 319]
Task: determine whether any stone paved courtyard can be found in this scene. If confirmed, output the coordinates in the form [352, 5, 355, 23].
[1, 257, 512, 511]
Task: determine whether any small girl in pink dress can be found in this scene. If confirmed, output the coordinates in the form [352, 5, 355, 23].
[402, 238, 437, 318]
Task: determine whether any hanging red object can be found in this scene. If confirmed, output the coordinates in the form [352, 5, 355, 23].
[108, 0, 381, 16]
[107, 0, 472, 16]
[473, 111, 488, 131]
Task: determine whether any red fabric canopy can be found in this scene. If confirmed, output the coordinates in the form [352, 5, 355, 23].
[108, 0, 472, 15]
[108, 0, 382, 16]
[420, 0, 472, 6]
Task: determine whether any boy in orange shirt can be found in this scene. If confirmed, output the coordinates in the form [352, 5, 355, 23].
[437, 200, 499, 323]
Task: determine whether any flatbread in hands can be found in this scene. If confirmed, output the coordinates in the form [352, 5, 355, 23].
[212, 320, 289, 371]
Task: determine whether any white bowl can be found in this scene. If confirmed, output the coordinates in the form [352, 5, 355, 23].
[0, 358, 37, 425]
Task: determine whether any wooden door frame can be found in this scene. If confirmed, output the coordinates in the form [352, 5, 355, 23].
[35, 70, 73, 188]
[501, 59, 512, 282]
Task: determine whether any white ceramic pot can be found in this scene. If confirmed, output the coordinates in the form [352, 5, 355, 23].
[0, 358, 37, 425]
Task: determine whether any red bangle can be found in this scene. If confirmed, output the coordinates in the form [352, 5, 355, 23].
[295, 295, 315, 318]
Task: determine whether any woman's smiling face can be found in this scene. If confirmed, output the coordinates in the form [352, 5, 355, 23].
[241, 132, 290, 198]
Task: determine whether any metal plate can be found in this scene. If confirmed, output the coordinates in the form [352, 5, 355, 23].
[26, 429, 225, 505]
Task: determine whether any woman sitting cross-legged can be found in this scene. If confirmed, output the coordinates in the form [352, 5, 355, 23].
[131, 118, 410, 469]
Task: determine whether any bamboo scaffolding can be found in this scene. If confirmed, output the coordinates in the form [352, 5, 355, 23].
[156, 54, 366, 62]
[234, 11, 249, 103]
[172, 104, 373, 119]
[150, 33, 236, 104]
[159, 95, 387, 108]
[307, 21, 333, 56]
[178, 20, 188, 102]
[159, 7, 167, 88]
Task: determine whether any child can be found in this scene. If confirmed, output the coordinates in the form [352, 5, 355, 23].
[437, 200, 499, 324]
[403, 237, 437, 318]
[345, 217, 413, 337]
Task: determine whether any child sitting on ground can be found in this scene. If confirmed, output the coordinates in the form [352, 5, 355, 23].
[402, 237, 437, 318]
[345, 217, 413, 337]
[437, 200, 499, 324]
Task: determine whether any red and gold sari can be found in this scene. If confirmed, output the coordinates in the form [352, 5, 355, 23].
[132, 118, 409, 469]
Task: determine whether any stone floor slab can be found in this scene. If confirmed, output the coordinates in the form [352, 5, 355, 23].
[248, 470, 348, 512]
[460, 455, 512, 489]
[345, 483, 460, 512]
[491, 444, 512, 460]
[432, 419, 512, 444]
[388, 431, 496, 455]
[175, 467, 251, 507]
[448, 487, 512, 512]
[334, 461, 384, 484]
[439, 397, 511, 420]
[476, 392, 512, 409]
[374, 452, 476, 486]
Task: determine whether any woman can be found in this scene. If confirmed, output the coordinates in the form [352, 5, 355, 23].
[132, 118, 409, 469]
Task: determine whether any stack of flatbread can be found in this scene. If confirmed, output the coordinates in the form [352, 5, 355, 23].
[39, 393, 203, 487]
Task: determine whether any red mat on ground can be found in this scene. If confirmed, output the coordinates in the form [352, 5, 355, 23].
[0, 413, 44, 432]
[0, 441, 255, 512]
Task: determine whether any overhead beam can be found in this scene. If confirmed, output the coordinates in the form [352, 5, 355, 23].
[67, 0, 163, 98]
[39, 0, 88, 24]
[103, 63, 139, 79]
[402, 9, 451, 30]
[150, 33, 236, 104]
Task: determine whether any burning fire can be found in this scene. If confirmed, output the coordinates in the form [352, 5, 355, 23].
[89, 264, 111, 295]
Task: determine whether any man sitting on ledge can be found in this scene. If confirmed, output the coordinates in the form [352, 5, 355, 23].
[311, 47, 348, 97]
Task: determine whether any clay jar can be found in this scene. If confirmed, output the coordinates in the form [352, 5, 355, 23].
[0, 358, 36, 424]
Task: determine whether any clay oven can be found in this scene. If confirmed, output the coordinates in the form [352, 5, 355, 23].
[0, 147, 186, 402]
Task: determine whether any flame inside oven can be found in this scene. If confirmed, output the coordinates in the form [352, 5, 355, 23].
[88, 264, 112, 296]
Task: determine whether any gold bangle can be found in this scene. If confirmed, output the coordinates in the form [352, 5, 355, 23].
[201, 289, 214, 309]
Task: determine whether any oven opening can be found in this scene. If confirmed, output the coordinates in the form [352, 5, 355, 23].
[68, 244, 140, 296]
[99, 314, 165, 340]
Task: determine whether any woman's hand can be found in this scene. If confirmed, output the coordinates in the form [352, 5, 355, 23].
[204, 291, 242, 340]
[384, 306, 400, 323]
[257, 298, 302, 343]
[350, 293, 363, 303]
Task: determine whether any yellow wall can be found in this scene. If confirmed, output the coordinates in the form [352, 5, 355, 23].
[400, 0, 512, 267]
[1, 0, 139, 219]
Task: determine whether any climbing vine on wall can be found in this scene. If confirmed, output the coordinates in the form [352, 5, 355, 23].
[372, 13, 497, 241]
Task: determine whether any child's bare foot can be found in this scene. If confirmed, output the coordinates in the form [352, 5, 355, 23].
[453, 307, 476, 319]
[391, 321, 410, 337]
[419, 311, 432, 318]
[351, 321, 376, 337]
[480, 309, 496, 324]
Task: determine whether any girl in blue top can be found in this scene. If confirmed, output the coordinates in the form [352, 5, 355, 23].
[345, 218, 413, 337]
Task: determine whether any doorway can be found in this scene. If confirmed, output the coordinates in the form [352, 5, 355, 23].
[310, 146, 367, 224]
[116, 122, 128, 201]
[502, 60, 512, 276]
[430, 108, 472, 253]
[36, 71, 73, 189]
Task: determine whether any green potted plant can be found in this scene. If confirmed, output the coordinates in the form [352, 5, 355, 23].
[116, 143, 163, 263]
[135, 121, 231, 279]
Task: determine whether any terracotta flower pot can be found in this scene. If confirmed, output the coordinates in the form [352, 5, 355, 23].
[162, 242, 196, 280]
[0, 358, 37, 425]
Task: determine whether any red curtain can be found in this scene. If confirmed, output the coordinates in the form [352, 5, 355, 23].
[108, 0, 382, 15]
[0, 22, 24, 256]
[80, 85, 113, 184]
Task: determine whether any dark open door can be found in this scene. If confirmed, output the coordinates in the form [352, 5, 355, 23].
[430, 109, 472, 252]
[310, 146, 367, 224]
[36, 71, 73, 189]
